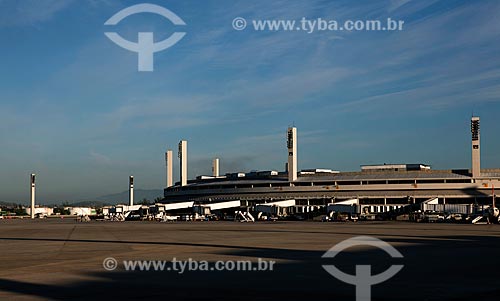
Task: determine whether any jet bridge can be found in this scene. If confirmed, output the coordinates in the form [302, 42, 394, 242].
[159, 201, 194, 211]
[208, 200, 241, 211]
[255, 199, 296, 216]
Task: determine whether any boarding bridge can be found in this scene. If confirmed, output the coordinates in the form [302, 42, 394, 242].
[420, 197, 473, 214]
[208, 200, 242, 211]
[327, 198, 359, 214]
[193, 200, 242, 216]
[324, 198, 410, 218]
[105, 202, 194, 221]
[154, 201, 194, 221]
[255, 199, 296, 217]
[159, 201, 194, 211]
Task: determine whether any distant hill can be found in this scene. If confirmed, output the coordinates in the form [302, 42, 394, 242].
[90, 189, 164, 205]
[0, 201, 19, 207]
[1, 189, 165, 207]
[70, 200, 109, 207]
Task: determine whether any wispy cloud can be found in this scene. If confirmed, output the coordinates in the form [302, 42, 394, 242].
[0, 0, 74, 27]
[86, 95, 219, 138]
[388, 0, 412, 13]
[89, 150, 112, 165]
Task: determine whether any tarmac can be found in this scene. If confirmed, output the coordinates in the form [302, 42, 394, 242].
[0, 219, 499, 300]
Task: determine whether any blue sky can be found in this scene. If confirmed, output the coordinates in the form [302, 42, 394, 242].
[1, 0, 500, 202]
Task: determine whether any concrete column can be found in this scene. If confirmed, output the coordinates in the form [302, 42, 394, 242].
[129, 176, 134, 206]
[30, 173, 35, 219]
[165, 150, 173, 187]
[471, 116, 480, 178]
[287, 127, 297, 182]
[178, 140, 188, 186]
[212, 158, 219, 177]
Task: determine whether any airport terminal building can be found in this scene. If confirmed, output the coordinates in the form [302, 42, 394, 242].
[162, 117, 500, 215]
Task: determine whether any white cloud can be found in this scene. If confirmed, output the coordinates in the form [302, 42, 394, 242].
[388, 0, 412, 13]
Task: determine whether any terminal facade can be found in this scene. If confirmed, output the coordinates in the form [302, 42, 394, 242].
[162, 117, 500, 214]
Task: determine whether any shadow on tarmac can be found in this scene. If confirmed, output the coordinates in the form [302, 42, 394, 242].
[1, 233, 500, 300]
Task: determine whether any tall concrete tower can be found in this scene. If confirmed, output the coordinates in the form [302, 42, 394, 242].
[287, 127, 297, 182]
[178, 140, 188, 186]
[165, 150, 173, 188]
[212, 158, 220, 177]
[129, 175, 134, 206]
[30, 173, 35, 219]
[471, 116, 481, 178]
